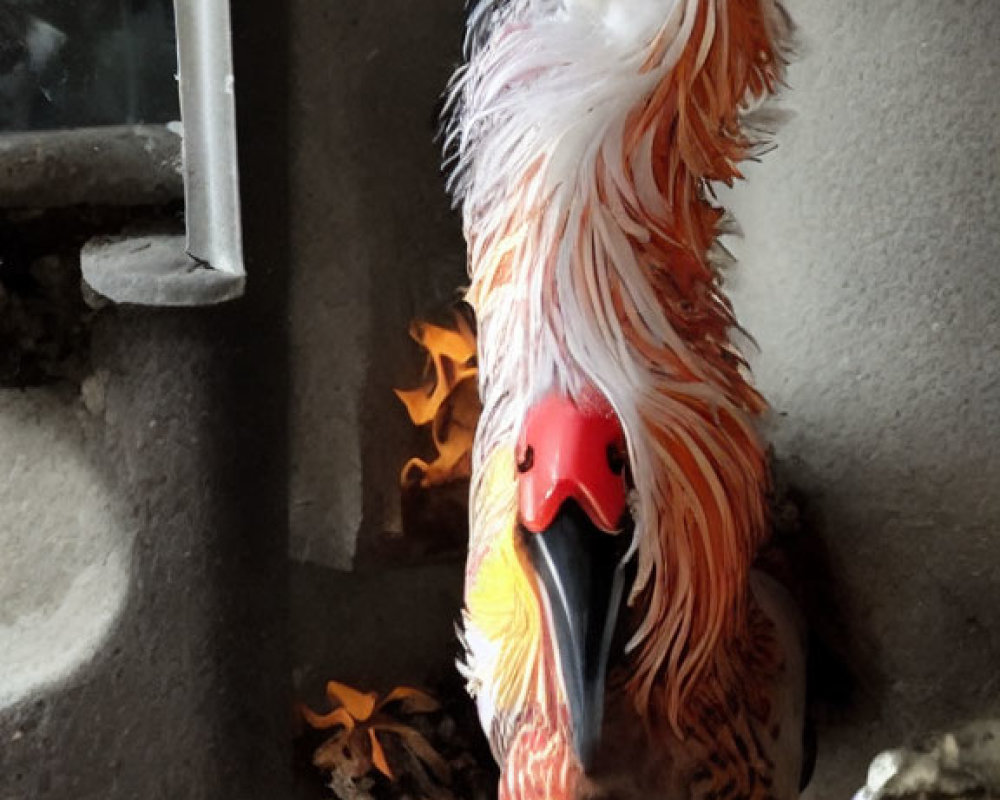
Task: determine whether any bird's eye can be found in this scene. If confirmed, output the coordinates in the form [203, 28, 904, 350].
[517, 445, 534, 473]
[606, 443, 625, 475]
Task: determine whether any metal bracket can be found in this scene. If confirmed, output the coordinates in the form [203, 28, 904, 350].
[79, 0, 246, 306]
[173, 0, 244, 279]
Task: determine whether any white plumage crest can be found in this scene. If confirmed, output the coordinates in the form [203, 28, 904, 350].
[449, 0, 729, 597]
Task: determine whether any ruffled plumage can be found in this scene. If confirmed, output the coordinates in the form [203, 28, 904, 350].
[447, 0, 795, 796]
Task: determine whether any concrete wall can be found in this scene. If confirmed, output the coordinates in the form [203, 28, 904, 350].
[288, 0, 467, 570]
[0, 1, 468, 797]
[727, 1, 1000, 796]
[285, 0, 471, 739]
[0, 2, 293, 797]
[0, 310, 291, 800]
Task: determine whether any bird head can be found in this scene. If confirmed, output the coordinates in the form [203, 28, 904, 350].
[515, 388, 632, 771]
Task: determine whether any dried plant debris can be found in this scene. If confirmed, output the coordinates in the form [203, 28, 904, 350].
[395, 310, 480, 490]
[855, 720, 1000, 800]
[299, 680, 497, 800]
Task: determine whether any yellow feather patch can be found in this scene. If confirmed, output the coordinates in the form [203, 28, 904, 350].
[466, 448, 542, 716]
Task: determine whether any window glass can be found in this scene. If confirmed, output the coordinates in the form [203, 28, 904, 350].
[0, 0, 179, 132]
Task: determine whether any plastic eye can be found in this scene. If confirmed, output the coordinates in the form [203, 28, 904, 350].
[606, 443, 625, 476]
[517, 445, 535, 473]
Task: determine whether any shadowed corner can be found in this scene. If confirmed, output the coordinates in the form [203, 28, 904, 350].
[757, 457, 887, 794]
[202, 0, 295, 794]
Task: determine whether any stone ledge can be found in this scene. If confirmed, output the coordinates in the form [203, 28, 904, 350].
[81, 233, 245, 307]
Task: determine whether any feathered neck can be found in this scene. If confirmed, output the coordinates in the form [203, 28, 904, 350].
[450, 0, 792, 730]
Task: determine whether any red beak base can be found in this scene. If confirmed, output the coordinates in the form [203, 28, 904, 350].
[516, 390, 628, 534]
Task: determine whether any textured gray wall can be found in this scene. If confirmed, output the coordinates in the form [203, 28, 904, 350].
[1, 1, 469, 797]
[285, 0, 471, 753]
[288, 0, 467, 570]
[0, 310, 291, 800]
[0, 2, 293, 797]
[727, 1, 1000, 796]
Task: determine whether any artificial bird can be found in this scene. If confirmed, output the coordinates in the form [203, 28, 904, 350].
[446, 0, 806, 798]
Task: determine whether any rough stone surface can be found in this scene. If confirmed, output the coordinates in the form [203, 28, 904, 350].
[0, 305, 292, 799]
[0, 389, 129, 709]
[0, 0, 293, 796]
[0, 125, 183, 209]
[853, 719, 1000, 800]
[726, 2, 1000, 797]
[0, 243, 94, 387]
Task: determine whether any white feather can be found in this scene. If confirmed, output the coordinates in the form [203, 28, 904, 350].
[451, 0, 708, 691]
[452, 0, 792, 743]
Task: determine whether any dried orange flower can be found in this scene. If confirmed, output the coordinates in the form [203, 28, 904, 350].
[300, 681, 452, 800]
[395, 313, 480, 489]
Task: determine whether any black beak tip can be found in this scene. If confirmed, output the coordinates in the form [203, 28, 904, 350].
[523, 501, 631, 777]
[574, 726, 600, 773]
